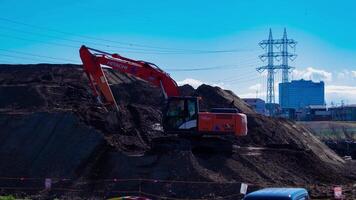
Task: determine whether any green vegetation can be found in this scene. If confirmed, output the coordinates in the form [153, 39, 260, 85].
[299, 121, 356, 141]
[0, 196, 15, 200]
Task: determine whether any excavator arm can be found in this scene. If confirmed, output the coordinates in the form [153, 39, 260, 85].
[79, 45, 180, 110]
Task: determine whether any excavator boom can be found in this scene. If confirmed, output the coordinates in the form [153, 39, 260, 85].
[80, 45, 179, 109]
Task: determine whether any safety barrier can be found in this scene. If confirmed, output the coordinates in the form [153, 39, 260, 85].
[0, 176, 252, 200]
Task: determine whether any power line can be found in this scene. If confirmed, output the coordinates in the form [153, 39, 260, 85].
[0, 26, 133, 51]
[0, 32, 260, 55]
[0, 17, 259, 54]
[0, 44, 262, 73]
[0, 44, 262, 71]
[0, 33, 156, 54]
[0, 33, 78, 48]
[0, 29, 261, 70]
[217, 67, 261, 82]
[0, 48, 261, 73]
[0, 53, 60, 63]
[0, 25, 225, 54]
[166, 60, 260, 72]
[225, 74, 262, 84]
[0, 48, 78, 63]
[0, 34, 173, 55]
[0, 18, 263, 72]
[168, 65, 252, 71]
[233, 77, 261, 84]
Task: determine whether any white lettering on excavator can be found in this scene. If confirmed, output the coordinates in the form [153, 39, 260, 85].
[107, 61, 128, 70]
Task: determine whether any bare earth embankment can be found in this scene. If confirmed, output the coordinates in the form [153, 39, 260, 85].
[0, 64, 355, 199]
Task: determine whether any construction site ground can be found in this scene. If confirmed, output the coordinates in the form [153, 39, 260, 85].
[0, 64, 355, 199]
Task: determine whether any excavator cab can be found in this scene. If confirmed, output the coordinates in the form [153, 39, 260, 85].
[163, 97, 199, 133]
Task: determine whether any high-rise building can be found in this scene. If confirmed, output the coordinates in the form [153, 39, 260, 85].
[279, 79, 325, 109]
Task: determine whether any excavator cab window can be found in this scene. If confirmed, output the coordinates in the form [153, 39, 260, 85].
[164, 97, 198, 132]
[187, 99, 198, 119]
[166, 100, 185, 117]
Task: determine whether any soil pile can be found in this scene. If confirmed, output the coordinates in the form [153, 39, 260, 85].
[0, 64, 355, 199]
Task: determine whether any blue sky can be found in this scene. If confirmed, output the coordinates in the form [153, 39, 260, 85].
[0, 0, 355, 104]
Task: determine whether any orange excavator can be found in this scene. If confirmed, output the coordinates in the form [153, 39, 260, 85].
[79, 45, 247, 137]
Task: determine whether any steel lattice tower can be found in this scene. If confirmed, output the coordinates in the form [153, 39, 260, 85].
[278, 28, 297, 83]
[257, 29, 277, 105]
[257, 28, 297, 115]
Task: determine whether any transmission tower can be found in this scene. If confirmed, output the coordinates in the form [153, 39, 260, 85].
[257, 29, 277, 105]
[276, 28, 297, 82]
[256, 28, 297, 115]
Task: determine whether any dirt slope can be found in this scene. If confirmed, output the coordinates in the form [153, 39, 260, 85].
[0, 64, 355, 199]
[0, 112, 105, 178]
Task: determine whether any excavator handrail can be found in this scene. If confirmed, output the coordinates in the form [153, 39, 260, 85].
[84, 46, 112, 55]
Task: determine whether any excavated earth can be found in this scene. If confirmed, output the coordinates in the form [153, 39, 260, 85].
[0, 64, 355, 199]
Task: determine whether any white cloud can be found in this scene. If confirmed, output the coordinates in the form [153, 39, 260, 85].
[326, 85, 356, 95]
[239, 92, 267, 99]
[241, 83, 265, 99]
[177, 70, 356, 104]
[177, 78, 203, 88]
[352, 71, 356, 78]
[336, 70, 356, 80]
[248, 83, 262, 91]
[292, 67, 332, 82]
[337, 71, 346, 79]
[211, 82, 227, 89]
[177, 78, 226, 89]
[325, 85, 356, 104]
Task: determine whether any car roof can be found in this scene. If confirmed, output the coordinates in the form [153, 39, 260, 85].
[244, 188, 308, 200]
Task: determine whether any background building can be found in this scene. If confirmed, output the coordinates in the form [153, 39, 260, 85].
[279, 79, 325, 110]
[330, 105, 356, 121]
[265, 103, 281, 116]
[302, 105, 331, 121]
[243, 98, 266, 115]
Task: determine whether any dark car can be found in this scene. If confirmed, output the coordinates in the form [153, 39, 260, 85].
[243, 188, 309, 200]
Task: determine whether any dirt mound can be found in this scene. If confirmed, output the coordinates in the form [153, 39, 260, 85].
[0, 64, 355, 199]
[179, 83, 254, 114]
[0, 112, 105, 178]
[0, 64, 96, 112]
